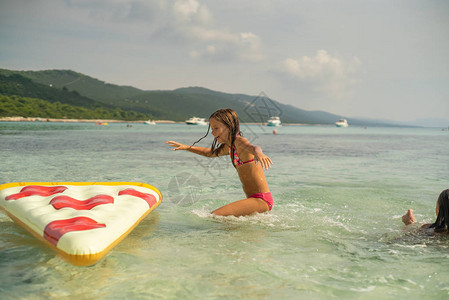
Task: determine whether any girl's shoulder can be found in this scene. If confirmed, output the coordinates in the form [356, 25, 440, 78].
[234, 136, 254, 155]
[235, 135, 249, 144]
[234, 135, 250, 149]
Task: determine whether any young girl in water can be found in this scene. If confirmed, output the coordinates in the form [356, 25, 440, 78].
[166, 108, 273, 217]
[402, 189, 449, 233]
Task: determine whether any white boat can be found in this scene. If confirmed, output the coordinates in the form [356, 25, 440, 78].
[144, 120, 156, 125]
[335, 119, 348, 127]
[185, 117, 208, 125]
[267, 116, 282, 126]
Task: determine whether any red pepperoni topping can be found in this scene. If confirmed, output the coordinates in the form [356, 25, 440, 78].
[44, 217, 106, 246]
[118, 188, 157, 208]
[50, 195, 114, 210]
[6, 185, 67, 200]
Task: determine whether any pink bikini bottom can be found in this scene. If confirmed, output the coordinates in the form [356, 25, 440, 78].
[249, 192, 273, 211]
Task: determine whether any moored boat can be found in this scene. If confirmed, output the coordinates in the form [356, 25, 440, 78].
[267, 116, 282, 126]
[185, 117, 208, 125]
[335, 119, 348, 127]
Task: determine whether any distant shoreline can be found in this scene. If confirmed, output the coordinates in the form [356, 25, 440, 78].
[2, 117, 438, 128]
[0, 116, 177, 124]
[0, 116, 315, 126]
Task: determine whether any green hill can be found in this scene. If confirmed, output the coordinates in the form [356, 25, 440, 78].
[0, 68, 347, 123]
[0, 68, 399, 126]
[0, 69, 144, 102]
[0, 94, 146, 120]
[0, 72, 150, 120]
[0, 73, 107, 108]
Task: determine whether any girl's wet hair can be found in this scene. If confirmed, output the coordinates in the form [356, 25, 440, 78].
[191, 108, 242, 167]
[429, 189, 449, 232]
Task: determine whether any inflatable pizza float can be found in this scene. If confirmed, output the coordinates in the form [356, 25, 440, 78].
[0, 182, 162, 266]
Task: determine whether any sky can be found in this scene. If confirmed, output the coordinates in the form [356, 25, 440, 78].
[1, 0, 448, 123]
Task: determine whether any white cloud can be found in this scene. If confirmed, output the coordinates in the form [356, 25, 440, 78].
[186, 28, 264, 62]
[171, 0, 264, 62]
[173, 0, 212, 25]
[61, 0, 264, 62]
[279, 50, 361, 99]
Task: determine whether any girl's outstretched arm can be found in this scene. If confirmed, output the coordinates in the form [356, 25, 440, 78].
[235, 137, 273, 169]
[166, 141, 214, 157]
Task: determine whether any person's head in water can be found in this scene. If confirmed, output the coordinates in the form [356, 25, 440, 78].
[192, 108, 242, 166]
[429, 189, 449, 232]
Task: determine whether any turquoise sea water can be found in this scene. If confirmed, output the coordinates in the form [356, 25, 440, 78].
[0, 122, 448, 299]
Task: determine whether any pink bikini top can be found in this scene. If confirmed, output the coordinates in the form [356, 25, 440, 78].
[229, 145, 255, 166]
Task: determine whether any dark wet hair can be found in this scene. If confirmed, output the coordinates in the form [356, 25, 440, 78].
[429, 189, 449, 232]
[191, 108, 241, 167]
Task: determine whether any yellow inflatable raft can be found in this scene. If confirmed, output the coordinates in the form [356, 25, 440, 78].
[0, 182, 162, 266]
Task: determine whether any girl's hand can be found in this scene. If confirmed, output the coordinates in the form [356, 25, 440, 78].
[402, 209, 416, 225]
[255, 152, 273, 170]
[166, 141, 190, 151]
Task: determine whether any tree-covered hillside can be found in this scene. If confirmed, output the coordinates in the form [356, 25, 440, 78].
[0, 73, 151, 120]
[0, 94, 149, 120]
[0, 68, 399, 126]
[1, 68, 345, 123]
[0, 69, 143, 102]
